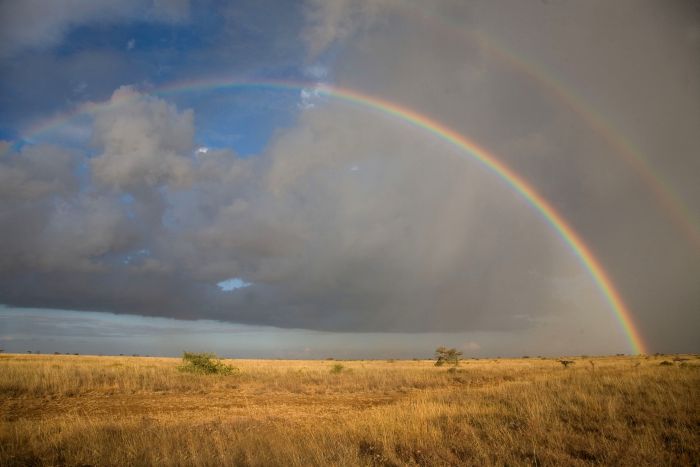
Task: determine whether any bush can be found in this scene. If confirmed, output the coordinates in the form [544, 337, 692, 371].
[330, 363, 345, 374]
[178, 352, 238, 375]
[434, 347, 462, 367]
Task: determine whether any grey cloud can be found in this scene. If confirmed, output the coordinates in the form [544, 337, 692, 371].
[0, 143, 77, 200]
[36, 194, 137, 273]
[0, 146, 137, 275]
[0, 143, 80, 274]
[0, 88, 581, 335]
[91, 86, 195, 191]
[302, 0, 390, 58]
[0, 0, 698, 353]
[311, 0, 700, 349]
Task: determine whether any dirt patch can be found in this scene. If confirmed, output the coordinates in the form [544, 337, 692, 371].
[1, 389, 402, 423]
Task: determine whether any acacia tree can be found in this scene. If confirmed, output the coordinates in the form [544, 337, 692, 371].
[434, 346, 463, 367]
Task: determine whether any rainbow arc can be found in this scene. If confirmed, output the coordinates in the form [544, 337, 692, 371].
[20, 79, 648, 354]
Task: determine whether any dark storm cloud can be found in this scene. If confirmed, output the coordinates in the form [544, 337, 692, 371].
[0, 0, 698, 353]
[0, 86, 583, 334]
[302, 0, 700, 349]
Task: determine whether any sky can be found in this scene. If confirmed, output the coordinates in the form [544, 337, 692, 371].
[0, 0, 698, 358]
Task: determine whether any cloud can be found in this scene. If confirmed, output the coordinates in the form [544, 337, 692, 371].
[0, 0, 190, 57]
[0, 0, 698, 353]
[90, 86, 195, 191]
[299, 86, 325, 109]
[462, 341, 481, 351]
[297, 0, 700, 348]
[304, 64, 329, 79]
[0, 143, 77, 201]
[0, 94, 588, 333]
[38, 195, 136, 273]
[302, 0, 391, 58]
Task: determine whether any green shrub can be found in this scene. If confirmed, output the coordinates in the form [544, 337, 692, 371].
[330, 363, 345, 374]
[178, 352, 239, 375]
[434, 347, 462, 367]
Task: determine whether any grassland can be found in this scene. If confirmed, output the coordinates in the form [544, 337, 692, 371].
[1, 353, 698, 466]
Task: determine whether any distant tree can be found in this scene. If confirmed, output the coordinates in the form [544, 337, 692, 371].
[434, 347, 463, 367]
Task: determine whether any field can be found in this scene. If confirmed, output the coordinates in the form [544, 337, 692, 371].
[1, 353, 698, 466]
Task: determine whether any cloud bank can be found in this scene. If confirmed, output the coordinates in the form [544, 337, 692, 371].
[0, 85, 588, 334]
[0, 0, 698, 353]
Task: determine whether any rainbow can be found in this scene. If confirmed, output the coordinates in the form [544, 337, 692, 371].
[18, 79, 647, 354]
[393, 3, 700, 251]
[474, 33, 700, 251]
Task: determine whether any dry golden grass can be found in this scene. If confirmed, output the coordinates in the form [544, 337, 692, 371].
[1, 353, 698, 466]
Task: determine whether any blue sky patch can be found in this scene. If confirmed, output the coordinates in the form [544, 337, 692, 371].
[217, 277, 252, 292]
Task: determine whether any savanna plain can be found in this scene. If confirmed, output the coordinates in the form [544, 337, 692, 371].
[1, 353, 698, 466]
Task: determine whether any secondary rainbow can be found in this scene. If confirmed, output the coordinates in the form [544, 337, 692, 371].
[19, 79, 648, 354]
[474, 33, 700, 251]
[393, 2, 700, 250]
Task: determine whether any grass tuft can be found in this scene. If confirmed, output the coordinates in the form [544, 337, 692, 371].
[330, 363, 345, 374]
